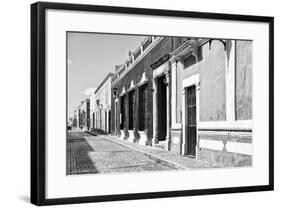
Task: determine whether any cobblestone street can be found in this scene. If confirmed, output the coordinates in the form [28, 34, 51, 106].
[67, 130, 216, 175]
[67, 130, 178, 175]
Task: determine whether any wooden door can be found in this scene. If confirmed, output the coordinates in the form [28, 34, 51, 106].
[185, 85, 197, 156]
[128, 90, 135, 130]
[157, 76, 167, 141]
[138, 84, 147, 131]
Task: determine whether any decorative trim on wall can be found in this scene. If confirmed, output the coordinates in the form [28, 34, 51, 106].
[171, 39, 202, 63]
[182, 74, 199, 88]
[112, 37, 164, 86]
[151, 53, 170, 69]
[137, 72, 148, 86]
[198, 120, 252, 130]
[120, 87, 126, 96]
[198, 131, 252, 143]
[199, 138, 252, 156]
[127, 80, 136, 92]
[152, 61, 169, 78]
[181, 73, 200, 156]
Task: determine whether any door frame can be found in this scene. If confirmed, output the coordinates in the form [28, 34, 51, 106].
[152, 60, 170, 146]
[181, 74, 200, 157]
[185, 85, 197, 157]
[92, 112, 95, 129]
[156, 75, 167, 141]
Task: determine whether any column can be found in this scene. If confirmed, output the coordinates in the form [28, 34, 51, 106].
[171, 59, 177, 127]
[152, 78, 158, 145]
[115, 99, 119, 135]
[225, 40, 236, 122]
[107, 110, 109, 133]
[181, 88, 186, 155]
[104, 110, 107, 132]
[99, 107, 102, 130]
[165, 71, 170, 146]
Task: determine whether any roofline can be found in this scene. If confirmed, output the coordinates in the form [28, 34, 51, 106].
[94, 72, 114, 94]
[112, 37, 164, 86]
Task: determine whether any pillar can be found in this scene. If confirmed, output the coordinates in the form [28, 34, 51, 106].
[152, 78, 158, 145]
[171, 59, 177, 127]
[165, 71, 171, 147]
[226, 40, 236, 122]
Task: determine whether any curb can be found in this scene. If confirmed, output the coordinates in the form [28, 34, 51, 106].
[85, 131, 189, 170]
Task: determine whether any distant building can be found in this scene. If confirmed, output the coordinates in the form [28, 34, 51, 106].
[92, 73, 113, 134]
[72, 109, 78, 128]
[74, 99, 90, 130]
[89, 90, 96, 131]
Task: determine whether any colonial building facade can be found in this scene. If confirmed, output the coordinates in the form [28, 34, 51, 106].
[73, 98, 90, 130]
[72, 109, 79, 129]
[92, 73, 113, 134]
[157, 39, 252, 167]
[89, 90, 96, 131]
[111, 36, 187, 145]
[111, 36, 252, 167]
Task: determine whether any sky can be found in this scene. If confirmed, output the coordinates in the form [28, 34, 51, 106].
[67, 32, 146, 118]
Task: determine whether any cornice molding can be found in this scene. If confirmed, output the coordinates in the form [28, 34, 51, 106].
[112, 37, 164, 86]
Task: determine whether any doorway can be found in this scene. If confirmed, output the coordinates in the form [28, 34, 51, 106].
[138, 84, 147, 131]
[105, 111, 107, 133]
[120, 96, 126, 130]
[185, 85, 197, 157]
[157, 75, 167, 141]
[92, 112, 95, 129]
[115, 102, 118, 134]
[108, 110, 111, 133]
[128, 90, 135, 130]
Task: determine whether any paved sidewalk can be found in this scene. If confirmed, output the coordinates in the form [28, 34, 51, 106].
[86, 131, 217, 170]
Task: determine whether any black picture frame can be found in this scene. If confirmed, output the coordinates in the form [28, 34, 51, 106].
[31, 1, 274, 206]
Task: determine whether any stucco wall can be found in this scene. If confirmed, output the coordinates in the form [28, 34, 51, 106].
[111, 37, 175, 139]
[199, 41, 226, 121]
[235, 40, 252, 120]
[94, 77, 112, 111]
[93, 76, 112, 132]
[90, 93, 95, 112]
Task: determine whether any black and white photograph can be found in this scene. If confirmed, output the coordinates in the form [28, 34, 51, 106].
[67, 32, 253, 175]
[30, 2, 273, 205]
[0, 0, 278, 207]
